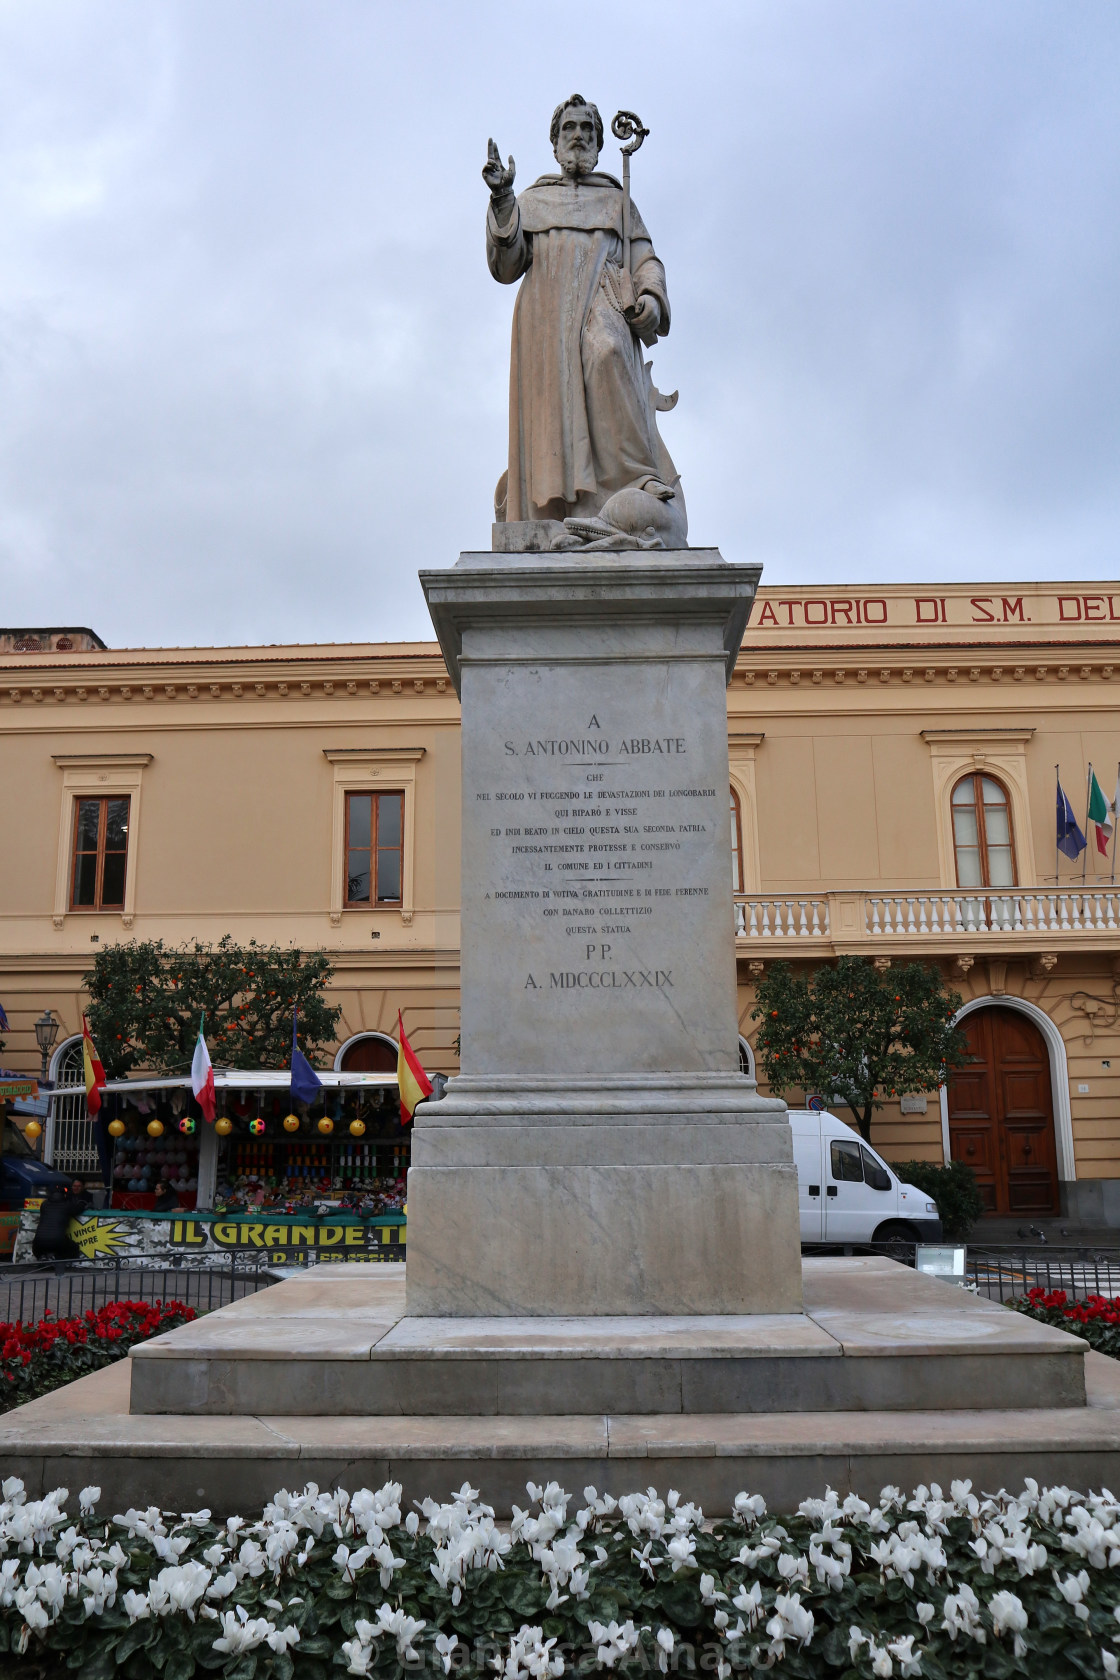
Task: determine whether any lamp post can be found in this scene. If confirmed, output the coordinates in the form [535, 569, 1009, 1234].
[34, 1009, 59, 1083]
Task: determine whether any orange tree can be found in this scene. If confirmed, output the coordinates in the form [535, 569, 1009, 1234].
[750, 954, 967, 1143]
[83, 936, 341, 1077]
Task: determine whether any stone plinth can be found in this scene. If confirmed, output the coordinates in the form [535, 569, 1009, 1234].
[412, 550, 800, 1317]
[126, 1262, 1086, 1419]
[1, 1261, 1111, 1516]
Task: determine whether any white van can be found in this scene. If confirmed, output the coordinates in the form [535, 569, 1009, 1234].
[788, 1109, 942, 1248]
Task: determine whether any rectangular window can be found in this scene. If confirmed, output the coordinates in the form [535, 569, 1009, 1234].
[70, 796, 130, 910]
[830, 1138, 864, 1182]
[345, 792, 404, 906]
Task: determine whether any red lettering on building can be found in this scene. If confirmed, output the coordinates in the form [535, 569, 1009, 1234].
[757, 601, 779, 626]
[830, 601, 854, 625]
[914, 598, 942, 623]
[1083, 596, 1105, 621]
[803, 600, 829, 625]
[863, 599, 888, 624]
[1058, 597, 1082, 621]
[971, 598, 995, 622]
[1000, 597, 1026, 622]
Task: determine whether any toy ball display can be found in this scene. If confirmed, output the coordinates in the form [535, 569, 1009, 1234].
[316, 1116, 334, 1135]
[178, 1117, 196, 1136]
[283, 1113, 300, 1133]
[249, 1118, 266, 1136]
[107, 1119, 126, 1138]
[23, 1120, 42, 1142]
[146, 1119, 164, 1138]
[215, 1116, 233, 1136]
[349, 1119, 366, 1137]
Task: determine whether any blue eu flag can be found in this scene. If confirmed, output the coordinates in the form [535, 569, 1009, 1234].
[1056, 776, 1087, 861]
[290, 1009, 323, 1106]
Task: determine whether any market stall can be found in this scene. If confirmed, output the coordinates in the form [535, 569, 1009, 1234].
[13, 1067, 414, 1264]
[97, 1069, 409, 1212]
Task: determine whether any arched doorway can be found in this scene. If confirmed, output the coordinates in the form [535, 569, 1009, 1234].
[45, 1035, 100, 1175]
[946, 1005, 1059, 1216]
[336, 1032, 398, 1073]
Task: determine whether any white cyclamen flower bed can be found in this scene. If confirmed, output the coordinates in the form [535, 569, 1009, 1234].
[0, 1473, 1119, 1677]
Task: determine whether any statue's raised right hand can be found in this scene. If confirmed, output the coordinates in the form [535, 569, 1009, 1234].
[483, 138, 516, 199]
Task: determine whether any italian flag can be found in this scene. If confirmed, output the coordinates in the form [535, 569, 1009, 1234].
[396, 1010, 432, 1125]
[1087, 768, 1116, 857]
[191, 1022, 217, 1122]
[81, 1016, 106, 1116]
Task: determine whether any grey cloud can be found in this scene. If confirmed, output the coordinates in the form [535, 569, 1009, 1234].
[0, 0, 1117, 647]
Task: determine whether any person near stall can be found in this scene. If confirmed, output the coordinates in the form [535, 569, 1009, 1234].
[151, 1178, 178, 1213]
[31, 1179, 91, 1261]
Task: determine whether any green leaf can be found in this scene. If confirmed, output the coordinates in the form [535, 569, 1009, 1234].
[818, 1623, 851, 1667]
[1066, 1645, 1108, 1679]
[81, 1646, 123, 1680]
[298, 1635, 335, 1658]
[163, 1652, 197, 1680]
[499, 1575, 547, 1617]
[653, 1578, 704, 1629]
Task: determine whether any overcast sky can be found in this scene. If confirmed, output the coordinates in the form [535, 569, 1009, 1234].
[1, 2, 1118, 649]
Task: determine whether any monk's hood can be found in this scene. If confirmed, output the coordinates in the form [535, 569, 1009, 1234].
[518, 175, 650, 239]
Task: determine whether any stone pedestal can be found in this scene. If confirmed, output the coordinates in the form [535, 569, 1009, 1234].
[411, 550, 802, 1317]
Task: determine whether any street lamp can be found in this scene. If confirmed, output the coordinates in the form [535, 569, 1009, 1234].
[34, 1009, 60, 1083]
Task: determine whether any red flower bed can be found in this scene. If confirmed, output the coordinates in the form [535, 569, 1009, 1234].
[1010, 1285, 1120, 1358]
[0, 1299, 195, 1412]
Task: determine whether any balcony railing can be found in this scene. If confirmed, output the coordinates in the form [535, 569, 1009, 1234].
[734, 887, 1120, 948]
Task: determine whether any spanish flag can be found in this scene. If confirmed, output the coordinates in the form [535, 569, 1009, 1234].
[396, 1010, 432, 1125]
[82, 1015, 106, 1117]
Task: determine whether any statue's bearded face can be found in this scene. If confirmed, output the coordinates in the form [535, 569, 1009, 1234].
[554, 105, 599, 176]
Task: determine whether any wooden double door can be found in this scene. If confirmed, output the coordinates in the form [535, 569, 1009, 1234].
[947, 1006, 1059, 1216]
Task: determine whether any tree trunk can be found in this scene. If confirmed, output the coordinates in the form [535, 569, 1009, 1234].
[855, 1105, 874, 1143]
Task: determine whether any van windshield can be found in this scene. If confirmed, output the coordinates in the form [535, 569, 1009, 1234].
[861, 1146, 892, 1191]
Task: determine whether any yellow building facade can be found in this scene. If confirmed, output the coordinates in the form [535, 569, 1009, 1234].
[2, 580, 1119, 1224]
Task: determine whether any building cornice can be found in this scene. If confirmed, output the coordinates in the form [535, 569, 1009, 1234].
[734, 655, 1116, 688]
[1, 650, 454, 708]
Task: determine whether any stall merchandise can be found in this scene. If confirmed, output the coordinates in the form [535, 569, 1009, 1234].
[218, 1132, 408, 1203]
[111, 1132, 199, 1207]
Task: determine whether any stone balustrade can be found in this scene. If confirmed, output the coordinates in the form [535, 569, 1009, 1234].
[734, 887, 1120, 950]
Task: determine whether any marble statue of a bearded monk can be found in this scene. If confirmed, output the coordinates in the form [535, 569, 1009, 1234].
[484, 94, 687, 550]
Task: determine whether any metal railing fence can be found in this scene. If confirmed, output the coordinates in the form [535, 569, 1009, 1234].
[804, 1240, 1120, 1303]
[0, 1253, 277, 1327]
[965, 1247, 1120, 1304]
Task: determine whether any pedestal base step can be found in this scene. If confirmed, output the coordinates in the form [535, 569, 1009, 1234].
[124, 1258, 1086, 1417]
[1, 1353, 1119, 1519]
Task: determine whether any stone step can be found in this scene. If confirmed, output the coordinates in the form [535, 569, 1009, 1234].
[125, 1257, 1087, 1417]
[2, 1352, 1119, 1519]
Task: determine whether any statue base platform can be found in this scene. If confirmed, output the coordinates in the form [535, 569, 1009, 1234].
[0, 1259, 1112, 1517]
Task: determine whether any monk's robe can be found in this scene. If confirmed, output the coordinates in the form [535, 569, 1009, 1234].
[487, 172, 681, 525]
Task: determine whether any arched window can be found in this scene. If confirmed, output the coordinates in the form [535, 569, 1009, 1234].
[951, 775, 1017, 888]
[335, 1032, 398, 1073]
[730, 786, 744, 892]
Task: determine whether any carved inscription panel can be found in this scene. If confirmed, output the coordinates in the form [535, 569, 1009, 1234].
[458, 659, 739, 1077]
